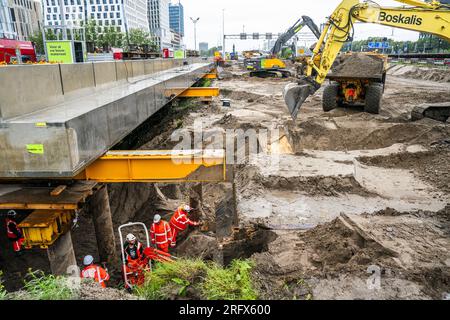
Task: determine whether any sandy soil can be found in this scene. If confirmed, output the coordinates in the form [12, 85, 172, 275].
[209, 62, 450, 300]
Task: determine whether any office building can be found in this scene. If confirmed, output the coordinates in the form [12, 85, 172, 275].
[1, 0, 41, 40]
[168, 1, 183, 36]
[43, 0, 149, 33]
[148, 0, 171, 50]
[0, 0, 15, 39]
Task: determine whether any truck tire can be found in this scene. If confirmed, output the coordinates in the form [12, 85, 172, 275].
[323, 83, 339, 112]
[364, 83, 383, 114]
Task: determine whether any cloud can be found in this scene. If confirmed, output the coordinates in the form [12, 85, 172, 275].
[180, 0, 421, 51]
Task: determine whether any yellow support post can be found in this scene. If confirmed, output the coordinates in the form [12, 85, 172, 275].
[165, 87, 220, 98]
[76, 150, 227, 183]
[19, 210, 74, 249]
[203, 73, 217, 79]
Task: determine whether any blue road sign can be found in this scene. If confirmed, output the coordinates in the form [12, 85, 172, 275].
[368, 42, 390, 49]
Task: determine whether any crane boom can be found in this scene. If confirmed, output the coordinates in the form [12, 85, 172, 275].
[270, 15, 321, 56]
[283, 0, 450, 119]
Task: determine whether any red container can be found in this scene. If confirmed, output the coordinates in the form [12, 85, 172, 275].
[163, 48, 169, 58]
[0, 39, 37, 63]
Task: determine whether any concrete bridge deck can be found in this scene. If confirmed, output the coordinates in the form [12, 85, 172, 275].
[0, 58, 214, 179]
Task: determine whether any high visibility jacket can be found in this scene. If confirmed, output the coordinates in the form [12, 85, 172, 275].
[150, 221, 173, 246]
[170, 209, 199, 231]
[81, 265, 110, 288]
[124, 242, 144, 262]
[5, 218, 22, 240]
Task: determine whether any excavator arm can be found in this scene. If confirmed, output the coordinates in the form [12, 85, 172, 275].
[284, 0, 450, 119]
[270, 15, 321, 56]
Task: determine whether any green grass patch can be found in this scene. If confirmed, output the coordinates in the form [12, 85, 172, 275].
[134, 259, 258, 300]
[0, 271, 7, 300]
[202, 260, 258, 300]
[193, 78, 212, 88]
[19, 270, 78, 300]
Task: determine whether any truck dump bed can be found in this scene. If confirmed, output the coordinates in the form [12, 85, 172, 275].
[327, 52, 386, 81]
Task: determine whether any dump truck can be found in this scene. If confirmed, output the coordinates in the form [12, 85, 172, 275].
[322, 52, 387, 114]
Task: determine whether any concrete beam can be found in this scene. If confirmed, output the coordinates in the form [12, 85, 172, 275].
[88, 185, 117, 267]
[47, 231, 77, 276]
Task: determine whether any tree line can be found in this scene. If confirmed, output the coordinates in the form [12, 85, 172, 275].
[342, 36, 450, 54]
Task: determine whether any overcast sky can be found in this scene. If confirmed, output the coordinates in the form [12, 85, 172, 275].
[180, 0, 421, 51]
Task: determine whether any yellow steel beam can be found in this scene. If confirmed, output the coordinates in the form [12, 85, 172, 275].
[203, 73, 217, 79]
[76, 150, 227, 183]
[165, 87, 220, 98]
[0, 203, 79, 210]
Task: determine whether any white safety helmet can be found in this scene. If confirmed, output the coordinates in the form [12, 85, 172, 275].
[7, 210, 17, 217]
[83, 255, 94, 266]
[126, 234, 136, 242]
[153, 214, 162, 224]
[183, 205, 192, 213]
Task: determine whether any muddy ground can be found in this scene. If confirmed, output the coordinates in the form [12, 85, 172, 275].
[192, 62, 450, 300]
[1, 61, 449, 300]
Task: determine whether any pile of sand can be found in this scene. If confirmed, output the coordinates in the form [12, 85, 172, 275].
[388, 64, 450, 82]
[330, 53, 384, 78]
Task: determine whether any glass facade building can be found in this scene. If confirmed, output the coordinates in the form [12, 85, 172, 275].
[168, 1, 183, 37]
[0, 0, 15, 39]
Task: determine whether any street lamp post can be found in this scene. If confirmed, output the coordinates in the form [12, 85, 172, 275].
[222, 9, 225, 58]
[190, 17, 200, 51]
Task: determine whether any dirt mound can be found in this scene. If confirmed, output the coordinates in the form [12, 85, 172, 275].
[388, 64, 450, 82]
[331, 53, 384, 78]
[174, 233, 219, 260]
[78, 281, 137, 300]
[220, 88, 265, 102]
[300, 217, 396, 273]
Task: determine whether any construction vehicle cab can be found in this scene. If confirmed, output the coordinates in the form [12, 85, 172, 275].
[246, 57, 291, 78]
[245, 16, 321, 78]
[283, 0, 450, 120]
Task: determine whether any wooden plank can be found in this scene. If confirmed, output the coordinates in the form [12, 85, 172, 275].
[50, 185, 67, 197]
[0, 182, 98, 210]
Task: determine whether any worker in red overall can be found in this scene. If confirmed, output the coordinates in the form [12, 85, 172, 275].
[169, 205, 200, 248]
[80, 255, 110, 288]
[5, 210, 24, 256]
[123, 233, 145, 264]
[150, 214, 173, 253]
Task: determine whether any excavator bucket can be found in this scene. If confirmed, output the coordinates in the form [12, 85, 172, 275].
[283, 82, 316, 120]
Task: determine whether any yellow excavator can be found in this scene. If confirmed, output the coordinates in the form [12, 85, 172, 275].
[283, 0, 450, 120]
[245, 16, 321, 78]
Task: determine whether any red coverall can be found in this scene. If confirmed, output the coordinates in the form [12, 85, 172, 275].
[81, 264, 110, 288]
[169, 208, 199, 247]
[5, 218, 24, 252]
[150, 220, 173, 253]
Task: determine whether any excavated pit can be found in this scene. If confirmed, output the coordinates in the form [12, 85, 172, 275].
[287, 117, 450, 152]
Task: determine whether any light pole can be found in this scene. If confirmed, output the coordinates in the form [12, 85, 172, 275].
[222, 9, 225, 57]
[190, 17, 200, 51]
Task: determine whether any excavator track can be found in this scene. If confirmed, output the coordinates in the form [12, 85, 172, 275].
[411, 102, 450, 123]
